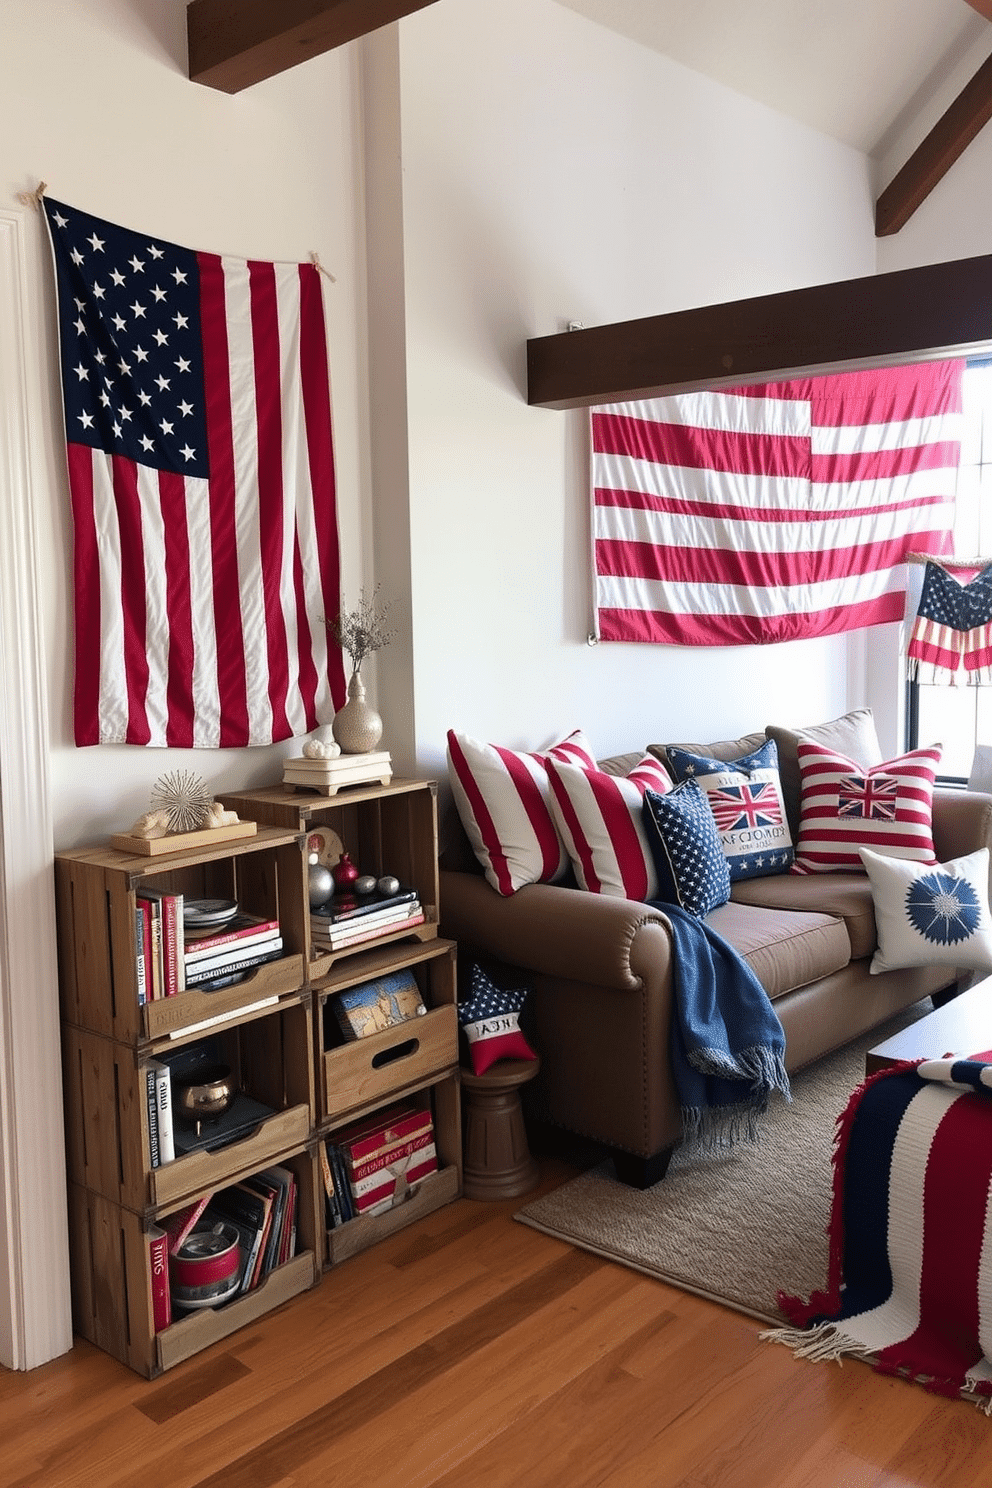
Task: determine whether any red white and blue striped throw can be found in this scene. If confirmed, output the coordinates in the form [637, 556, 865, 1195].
[591, 360, 964, 647]
[43, 196, 345, 747]
[764, 1053, 992, 1410]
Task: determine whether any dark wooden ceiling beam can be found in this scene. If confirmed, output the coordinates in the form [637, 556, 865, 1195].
[875, 47, 992, 236]
[187, 0, 440, 92]
[527, 252, 992, 409]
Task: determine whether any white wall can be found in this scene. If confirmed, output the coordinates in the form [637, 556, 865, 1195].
[384, 0, 879, 783]
[0, 0, 369, 852]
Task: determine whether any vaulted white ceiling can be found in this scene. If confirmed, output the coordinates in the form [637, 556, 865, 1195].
[555, 0, 991, 157]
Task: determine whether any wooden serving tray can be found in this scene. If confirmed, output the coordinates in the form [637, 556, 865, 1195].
[109, 821, 258, 856]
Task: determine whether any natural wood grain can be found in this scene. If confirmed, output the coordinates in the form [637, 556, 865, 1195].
[0, 1160, 987, 1486]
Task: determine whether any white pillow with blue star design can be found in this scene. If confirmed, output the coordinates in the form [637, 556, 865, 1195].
[859, 844, 992, 975]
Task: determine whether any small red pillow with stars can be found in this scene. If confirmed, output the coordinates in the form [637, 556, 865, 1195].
[457, 966, 537, 1076]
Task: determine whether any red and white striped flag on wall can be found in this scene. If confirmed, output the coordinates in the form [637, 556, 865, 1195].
[591, 360, 964, 647]
[43, 195, 346, 747]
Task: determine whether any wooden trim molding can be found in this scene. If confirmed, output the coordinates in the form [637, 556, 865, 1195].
[187, 0, 440, 92]
[527, 252, 992, 409]
[876, 48, 992, 236]
[0, 210, 72, 1369]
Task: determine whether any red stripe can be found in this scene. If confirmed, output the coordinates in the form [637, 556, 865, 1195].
[299, 263, 345, 715]
[66, 446, 101, 746]
[592, 411, 808, 477]
[733, 361, 965, 421]
[158, 470, 194, 748]
[198, 252, 250, 747]
[812, 442, 960, 485]
[110, 456, 151, 746]
[595, 486, 953, 525]
[591, 777, 650, 899]
[248, 260, 291, 741]
[597, 536, 923, 589]
[596, 594, 903, 646]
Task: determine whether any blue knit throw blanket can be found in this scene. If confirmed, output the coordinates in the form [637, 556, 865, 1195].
[649, 902, 791, 1148]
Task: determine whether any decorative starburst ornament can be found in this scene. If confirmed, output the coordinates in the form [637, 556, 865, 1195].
[150, 770, 213, 834]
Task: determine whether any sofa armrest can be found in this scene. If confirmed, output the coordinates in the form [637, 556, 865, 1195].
[931, 787, 992, 864]
[439, 869, 673, 991]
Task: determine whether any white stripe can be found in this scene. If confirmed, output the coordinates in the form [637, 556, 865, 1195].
[136, 462, 170, 748]
[605, 392, 810, 437]
[595, 503, 949, 558]
[595, 452, 806, 510]
[89, 453, 129, 744]
[596, 567, 904, 621]
[810, 471, 958, 513]
[830, 1084, 962, 1355]
[221, 256, 273, 746]
[183, 473, 222, 749]
[274, 262, 311, 738]
[812, 410, 964, 455]
[967, 1176, 992, 1392]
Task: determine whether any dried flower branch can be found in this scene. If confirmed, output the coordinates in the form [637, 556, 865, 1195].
[325, 587, 396, 673]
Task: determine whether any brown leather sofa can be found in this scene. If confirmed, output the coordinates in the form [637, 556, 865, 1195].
[439, 726, 992, 1188]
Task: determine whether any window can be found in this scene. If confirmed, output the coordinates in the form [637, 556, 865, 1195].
[908, 359, 992, 780]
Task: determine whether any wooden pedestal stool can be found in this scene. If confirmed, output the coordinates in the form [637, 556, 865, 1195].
[460, 1056, 541, 1201]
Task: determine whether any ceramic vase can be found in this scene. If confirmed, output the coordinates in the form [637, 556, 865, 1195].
[332, 669, 383, 754]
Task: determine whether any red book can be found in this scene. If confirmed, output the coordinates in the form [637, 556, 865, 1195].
[163, 1194, 212, 1256]
[351, 1150, 439, 1214]
[347, 1126, 435, 1184]
[335, 1101, 433, 1169]
[148, 1225, 171, 1331]
[184, 914, 280, 961]
[322, 911, 425, 951]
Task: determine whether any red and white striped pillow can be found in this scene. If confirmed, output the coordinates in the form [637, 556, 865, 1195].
[792, 741, 942, 874]
[546, 754, 673, 899]
[446, 728, 597, 896]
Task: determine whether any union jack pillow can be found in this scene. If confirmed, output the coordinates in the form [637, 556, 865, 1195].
[792, 741, 942, 874]
[447, 728, 598, 896]
[546, 754, 673, 900]
[667, 740, 794, 881]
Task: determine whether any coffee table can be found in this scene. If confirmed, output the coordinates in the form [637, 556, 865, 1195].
[865, 979, 992, 1075]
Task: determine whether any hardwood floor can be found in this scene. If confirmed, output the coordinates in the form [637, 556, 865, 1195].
[1, 1158, 988, 1488]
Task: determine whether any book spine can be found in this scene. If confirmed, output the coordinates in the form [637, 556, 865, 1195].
[328, 1144, 354, 1222]
[165, 1193, 212, 1255]
[321, 911, 425, 950]
[184, 946, 283, 987]
[320, 1144, 342, 1228]
[184, 935, 283, 976]
[147, 899, 163, 1002]
[183, 919, 280, 962]
[146, 1065, 161, 1169]
[154, 1061, 175, 1164]
[281, 1178, 298, 1262]
[161, 894, 182, 997]
[135, 905, 147, 1007]
[312, 901, 421, 939]
[148, 1226, 171, 1331]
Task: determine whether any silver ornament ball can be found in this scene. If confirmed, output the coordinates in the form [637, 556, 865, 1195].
[308, 862, 334, 908]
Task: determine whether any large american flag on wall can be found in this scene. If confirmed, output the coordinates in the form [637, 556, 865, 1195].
[43, 196, 346, 747]
[591, 360, 964, 647]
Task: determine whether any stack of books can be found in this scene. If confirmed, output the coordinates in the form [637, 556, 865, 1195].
[135, 888, 185, 1003]
[323, 1100, 437, 1225]
[177, 1165, 298, 1308]
[183, 912, 283, 990]
[310, 883, 423, 953]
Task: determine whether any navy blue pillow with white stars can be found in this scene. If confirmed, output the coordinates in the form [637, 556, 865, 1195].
[642, 780, 731, 918]
[457, 966, 537, 1075]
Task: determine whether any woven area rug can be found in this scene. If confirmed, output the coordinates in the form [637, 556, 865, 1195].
[516, 1004, 933, 1326]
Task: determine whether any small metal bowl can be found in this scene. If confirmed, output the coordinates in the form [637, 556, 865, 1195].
[173, 1063, 236, 1134]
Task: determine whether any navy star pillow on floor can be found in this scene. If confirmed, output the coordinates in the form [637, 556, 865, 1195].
[457, 966, 537, 1075]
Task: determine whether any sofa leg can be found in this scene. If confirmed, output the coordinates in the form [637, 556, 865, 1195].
[612, 1146, 674, 1189]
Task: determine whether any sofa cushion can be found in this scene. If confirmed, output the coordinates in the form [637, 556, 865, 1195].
[792, 741, 942, 873]
[642, 780, 731, 917]
[666, 738, 794, 882]
[860, 844, 992, 976]
[704, 899, 852, 1001]
[547, 754, 673, 900]
[731, 870, 877, 961]
[649, 730, 766, 769]
[764, 707, 883, 837]
[446, 728, 597, 896]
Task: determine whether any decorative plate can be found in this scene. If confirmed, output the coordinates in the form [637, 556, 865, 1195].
[183, 898, 239, 928]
